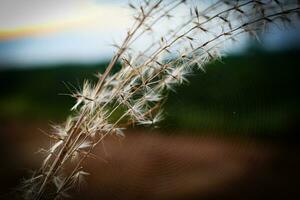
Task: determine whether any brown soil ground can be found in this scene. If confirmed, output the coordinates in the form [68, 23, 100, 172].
[0, 121, 299, 199]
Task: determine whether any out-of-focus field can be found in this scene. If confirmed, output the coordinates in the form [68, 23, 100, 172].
[1, 123, 300, 199]
[0, 50, 300, 199]
[1, 50, 299, 136]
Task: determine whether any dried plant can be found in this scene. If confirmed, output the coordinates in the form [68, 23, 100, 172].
[22, 0, 300, 199]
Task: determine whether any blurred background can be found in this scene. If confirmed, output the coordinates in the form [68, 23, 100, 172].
[0, 0, 300, 199]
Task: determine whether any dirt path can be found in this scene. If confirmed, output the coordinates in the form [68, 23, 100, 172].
[1, 122, 299, 199]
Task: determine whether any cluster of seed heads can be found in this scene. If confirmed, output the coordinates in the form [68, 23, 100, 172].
[22, 0, 299, 199]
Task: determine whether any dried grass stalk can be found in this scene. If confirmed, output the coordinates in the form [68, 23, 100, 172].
[21, 0, 300, 199]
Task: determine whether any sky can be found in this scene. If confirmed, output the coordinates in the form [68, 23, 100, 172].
[0, 0, 131, 66]
[0, 0, 299, 67]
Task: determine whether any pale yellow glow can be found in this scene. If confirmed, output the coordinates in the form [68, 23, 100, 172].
[0, 2, 131, 40]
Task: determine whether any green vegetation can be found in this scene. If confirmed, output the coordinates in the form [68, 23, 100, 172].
[165, 50, 300, 136]
[0, 64, 103, 119]
[1, 50, 299, 136]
